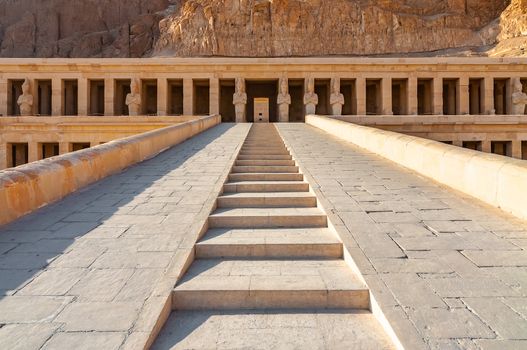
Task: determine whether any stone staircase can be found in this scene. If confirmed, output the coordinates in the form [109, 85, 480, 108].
[154, 124, 393, 349]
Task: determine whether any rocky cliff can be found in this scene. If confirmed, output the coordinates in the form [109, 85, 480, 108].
[0, 0, 524, 58]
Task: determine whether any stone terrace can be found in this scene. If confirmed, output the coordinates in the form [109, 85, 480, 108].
[0, 123, 250, 349]
[278, 124, 527, 349]
[1, 122, 527, 349]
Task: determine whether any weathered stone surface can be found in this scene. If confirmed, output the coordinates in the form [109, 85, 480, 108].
[0, 0, 525, 58]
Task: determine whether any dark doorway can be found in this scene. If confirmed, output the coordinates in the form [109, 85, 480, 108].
[8, 80, 24, 116]
[341, 79, 356, 115]
[37, 80, 52, 116]
[89, 80, 105, 116]
[392, 79, 408, 115]
[443, 79, 458, 115]
[491, 141, 512, 157]
[168, 80, 183, 115]
[246, 80, 278, 122]
[142, 79, 158, 115]
[494, 79, 510, 115]
[366, 79, 381, 115]
[194, 80, 210, 115]
[469, 78, 484, 115]
[115, 79, 131, 116]
[418, 79, 433, 115]
[315, 79, 330, 115]
[9, 143, 29, 167]
[463, 141, 482, 151]
[63, 80, 78, 116]
[289, 79, 304, 122]
[220, 79, 235, 122]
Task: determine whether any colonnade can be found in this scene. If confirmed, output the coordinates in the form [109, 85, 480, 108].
[1, 75, 524, 120]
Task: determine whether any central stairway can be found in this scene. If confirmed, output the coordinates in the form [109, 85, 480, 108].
[153, 124, 394, 349]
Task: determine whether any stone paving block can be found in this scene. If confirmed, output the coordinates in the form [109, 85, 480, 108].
[409, 307, 495, 339]
[9, 239, 74, 254]
[426, 276, 519, 297]
[91, 251, 173, 269]
[68, 268, 134, 301]
[49, 246, 105, 268]
[0, 296, 71, 322]
[115, 269, 164, 302]
[394, 235, 479, 251]
[0, 323, 60, 350]
[370, 258, 454, 274]
[49, 221, 101, 239]
[367, 211, 420, 223]
[41, 331, 126, 350]
[474, 339, 527, 350]
[0, 268, 35, 294]
[462, 250, 527, 267]
[393, 223, 435, 237]
[381, 273, 446, 308]
[463, 297, 527, 339]
[55, 301, 142, 331]
[0, 252, 58, 269]
[18, 268, 86, 296]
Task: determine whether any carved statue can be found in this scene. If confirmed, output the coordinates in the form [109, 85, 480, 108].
[512, 78, 527, 115]
[126, 78, 142, 116]
[303, 77, 318, 115]
[233, 77, 247, 123]
[277, 75, 291, 122]
[330, 78, 345, 116]
[17, 78, 33, 116]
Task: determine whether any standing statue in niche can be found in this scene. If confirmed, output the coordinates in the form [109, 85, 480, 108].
[17, 78, 33, 116]
[277, 76, 291, 122]
[330, 78, 345, 116]
[304, 77, 318, 115]
[233, 77, 247, 123]
[126, 78, 142, 116]
[512, 78, 527, 115]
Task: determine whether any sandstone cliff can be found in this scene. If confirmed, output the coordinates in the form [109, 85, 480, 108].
[0, 0, 524, 58]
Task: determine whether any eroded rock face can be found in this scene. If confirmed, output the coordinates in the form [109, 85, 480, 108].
[153, 0, 510, 57]
[0, 0, 524, 58]
[0, 0, 168, 57]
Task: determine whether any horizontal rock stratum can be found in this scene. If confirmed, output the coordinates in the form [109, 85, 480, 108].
[0, 0, 525, 58]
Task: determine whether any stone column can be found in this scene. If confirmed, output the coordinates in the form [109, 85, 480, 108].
[28, 142, 39, 162]
[512, 141, 522, 159]
[157, 78, 168, 116]
[52, 78, 62, 116]
[0, 79, 7, 117]
[356, 78, 366, 115]
[59, 142, 70, 154]
[104, 78, 115, 116]
[0, 143, 7, 170]
[408, 77, 418, 115]
[183, 78, 193, 115]
[458, 76, 469, 115]
[482, 140, 491, 153]
[78, 78, 88, 116]
[506, 78, 514, 115]
[483, 77, 495, 115]
[209, 77, 220, 116]
[40, 83, 51, 115]
[433, 77, 443, 115]
[381, 77, 393, 115]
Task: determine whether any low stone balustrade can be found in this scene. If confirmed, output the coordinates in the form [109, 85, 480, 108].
[0, 115, 220, 225]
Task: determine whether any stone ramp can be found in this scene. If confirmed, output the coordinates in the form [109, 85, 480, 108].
[153, 124, 394, 349]
[0, 124, 251, 350]
[277, 123, 527, 350]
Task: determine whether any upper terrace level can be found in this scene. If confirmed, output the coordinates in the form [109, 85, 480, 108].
[1, 57, 527, 122]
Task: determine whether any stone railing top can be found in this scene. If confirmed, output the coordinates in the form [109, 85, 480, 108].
[0, 57, 526, 67]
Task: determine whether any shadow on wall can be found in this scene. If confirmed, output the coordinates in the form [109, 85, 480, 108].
[0, 124, 235, 302]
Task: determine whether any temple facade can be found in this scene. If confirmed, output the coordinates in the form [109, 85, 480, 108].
[1, 57, 527, 169]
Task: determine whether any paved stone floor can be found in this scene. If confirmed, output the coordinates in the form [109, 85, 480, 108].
[0, 123, 250, 350]
[278, 124, 527, 350]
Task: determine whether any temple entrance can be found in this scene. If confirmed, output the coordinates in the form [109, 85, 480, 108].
[246, 80, 277, 122]
[219, 79, 235, 122]
[289, 79, 304, 122]
[253, 98, 270, 123]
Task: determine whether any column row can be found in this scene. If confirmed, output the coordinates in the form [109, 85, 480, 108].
[0, 76, 525, 118]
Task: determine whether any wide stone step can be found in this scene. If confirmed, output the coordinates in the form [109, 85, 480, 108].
[224, 181, 309, 193]
[235, 160, 295, 166]
[196, 228, 342, 258]
[239, 150, 290, 155]
[237, 154, 292, 160]
[217, 192, 316, 208]
[209, 208, 327, 228]
[172, 259, 369, 310]
[232, 166, 299, 173]
[153, 310, 393, 350]
[228, 172, 303, 182]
